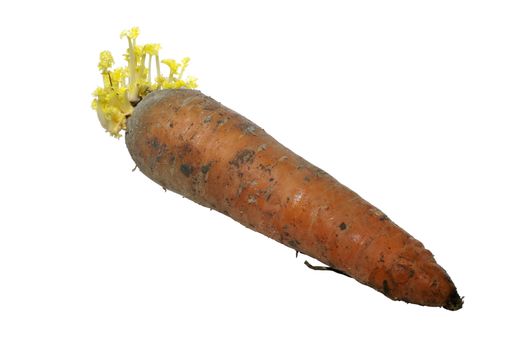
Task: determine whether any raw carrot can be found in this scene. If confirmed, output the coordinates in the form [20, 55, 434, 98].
[93, 28, 462, 310]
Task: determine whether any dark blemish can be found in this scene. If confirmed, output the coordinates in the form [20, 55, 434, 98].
[286, 197, 290, 203]
[269, 177, 274, 182]
[304, 176, 311, 182]
[150, 138, 160, 149]
[178, 143, 192, 159]
[243, 125, 256, 135]
[203, 115, 212, 123]
[237, 183, 245, 196]
[170, 155, 176, 164]
[203, 103, 217, 111]
[370, 208, 388, 221]
[339, 222, 347, 230]
[180, 164, 193, 177]
[379, 253, 385, 263]
[398, 264, 415, 279]
[288, 239, 301, 249]
[217, 119, 226, 126]
[315, 167, 327, 176]
[155, 144, 167, 162]
[257, 144, 267, 152]
[257, 164, 269, 173]
[229, 149, 255, 168]
[383, 280, 390, 296]
[169, 121, 174, 128]
[240, 123, 257, 135]
[201, 163, 211, 174]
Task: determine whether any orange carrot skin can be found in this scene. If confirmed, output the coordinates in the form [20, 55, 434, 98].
[126, 89, 462, 310]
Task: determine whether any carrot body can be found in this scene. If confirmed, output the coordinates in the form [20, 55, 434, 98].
[125, 89, 462, 310]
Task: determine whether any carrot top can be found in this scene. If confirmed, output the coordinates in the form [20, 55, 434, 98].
[92, 27, 198, 137]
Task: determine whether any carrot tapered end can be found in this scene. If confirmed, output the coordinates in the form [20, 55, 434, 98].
[443, 288, 463, 311]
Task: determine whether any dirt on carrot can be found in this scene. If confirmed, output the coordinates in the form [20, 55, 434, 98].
[93, 28, 462, 311]
[125, 89, 463, 310]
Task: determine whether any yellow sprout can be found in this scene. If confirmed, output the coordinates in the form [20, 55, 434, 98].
[162, 59, 179, 73]
[178, 57, 190, 79]
[111, 67, 128, 87]
[98, 51, 114, 72]
[144, 43, 161, 56]
[92, 27, 198, 137]
[120, 27, 140, 40]
[186, 76, 198, 89]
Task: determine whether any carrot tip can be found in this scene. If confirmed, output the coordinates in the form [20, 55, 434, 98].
[443, 289, 464, 311]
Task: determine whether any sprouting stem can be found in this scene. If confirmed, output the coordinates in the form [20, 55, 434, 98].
[91, 27, 198, 137]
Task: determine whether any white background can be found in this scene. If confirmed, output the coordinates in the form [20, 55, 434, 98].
[1, 1, 522, 349]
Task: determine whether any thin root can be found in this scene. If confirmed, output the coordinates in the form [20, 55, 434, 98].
[304, 260, 352, 278]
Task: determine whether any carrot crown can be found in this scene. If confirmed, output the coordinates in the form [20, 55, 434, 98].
[92, 27, 197, 137]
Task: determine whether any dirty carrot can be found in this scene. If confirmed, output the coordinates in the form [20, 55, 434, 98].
[93, 28, 462, 310]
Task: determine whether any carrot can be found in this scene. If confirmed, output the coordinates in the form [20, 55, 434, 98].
[93, 28, 462, 310]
